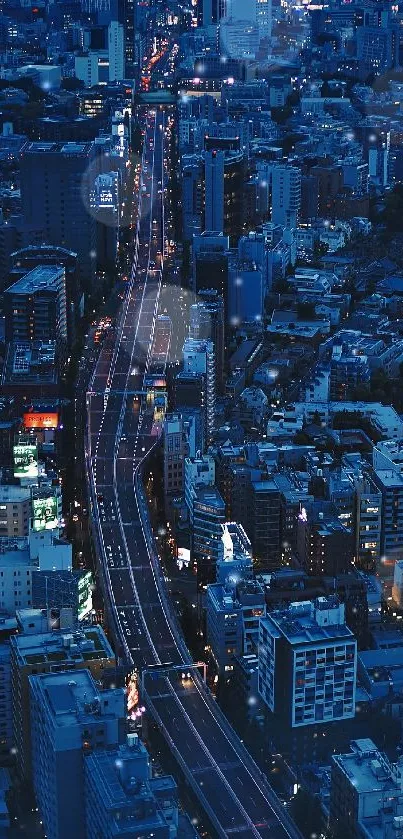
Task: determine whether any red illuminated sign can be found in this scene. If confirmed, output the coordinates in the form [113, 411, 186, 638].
[23, 412, 59, 430]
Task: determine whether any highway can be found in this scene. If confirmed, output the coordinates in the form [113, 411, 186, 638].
[86, 108, 302, 839]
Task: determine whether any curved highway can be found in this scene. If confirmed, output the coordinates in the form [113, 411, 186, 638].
[86, 108, 302, 839]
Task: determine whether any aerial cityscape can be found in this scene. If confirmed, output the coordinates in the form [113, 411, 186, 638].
[1, 0, 403, 837]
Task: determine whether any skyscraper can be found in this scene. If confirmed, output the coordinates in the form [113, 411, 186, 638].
[190, 290, 225, 393]
[192, 486, 226, 589]
[256, 0, 272, 38]
[271, 165, 301, 229]
[108, 20, 125, 81]
[20, 142, 97, 289]
[204, 148, 245, 243]
[4, 265, 68, 349]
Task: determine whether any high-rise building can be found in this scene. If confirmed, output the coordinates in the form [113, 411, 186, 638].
[122, 0, 135, 78]
[4, 266, 68, 351]
[182, 154, 204, 242]
[163, 413, 189, 515]
[259, 597, 357, 757]
[183, 338, 215, 444]
[8, 245, 79, 344]
[329, 344, 370, 401]
[356, 23, 399, 73]
[29, 669, 126, 839]
[297, 502, 353, 576]
[374, 470, 403, 564]
[20, 142, 97, 289]
[250, 479, 281, 569]
[11, 625, 115, 781]
[199, 0, 227, 27]
[192, 486, 226, 589]
[256, 0, 272, 38]
[207, 575, 265, 676]
[108, 20, 124, 81]
[193, 232, 229, 292]
[228, 259, 264, 328]
[271, 165, 301, 229]
[204, 148, 244, 243]
[190, 290, 225, 393]
[0, 644, 12, 755]
[207, 523, 264, 675]
[184, 454, 216, 520]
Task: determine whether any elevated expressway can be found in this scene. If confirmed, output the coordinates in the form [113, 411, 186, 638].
[86, 108, 302, 839]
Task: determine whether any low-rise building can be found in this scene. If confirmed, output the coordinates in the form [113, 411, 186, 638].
[330, 739, 403, 838]
[0, 485, 31, 538]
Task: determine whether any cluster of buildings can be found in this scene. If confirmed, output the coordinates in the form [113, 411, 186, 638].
[3, 0, 403, 836]
[154, 3, 403, 836]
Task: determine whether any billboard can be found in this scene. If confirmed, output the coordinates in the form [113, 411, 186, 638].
[32, 496, 58, 531]
[23, 412, 58, 430]
[78, 571, 93, 621]
[177, 547, 191, 570]
[13, 443, 38, 479]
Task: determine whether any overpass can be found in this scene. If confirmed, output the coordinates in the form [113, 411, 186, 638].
[134, 90, 177, 106]
[86, 108, 302, 839]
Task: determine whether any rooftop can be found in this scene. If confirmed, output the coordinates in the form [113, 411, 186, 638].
[25, 141, 93, 157]
[333, 739, 402, 795]
[263, 597, 354, 646]
[11, 626, 114, 667]
[30, 669, 125, 731]
[2, 341, 58, 387]
[0, 485, 30, 503]
[5, 265, 64, 296]
[85, 738, 177, 832]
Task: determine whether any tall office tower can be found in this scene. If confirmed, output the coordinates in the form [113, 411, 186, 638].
[116, 0, 135, 78]
[193, 232, 230, 300]
[204, 148, 245, 243]
[174, 372, 206, 453]
[4, 266, 68, 350]
[183, 338, 216, 444]
[228, 258, 264, 327]
[108, 20, 125, 81]
[190, 290, 225, 394]
[356, 22, 399, 73]
[199, 0, 227, 26]
[29, 669, 126, 839]
[256, 0, 271, 38]
[271, 165, 301, 229]
[11, 625, 115, 782]
[192, 485, 226, 589]
[259, 597, 357, 761]
[181, 155, 204, 242]
[20, 142, 97, 289]
[251, 479, 281, 569]
[373, 469, 403, 563]
[163, 413, 189, 517]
